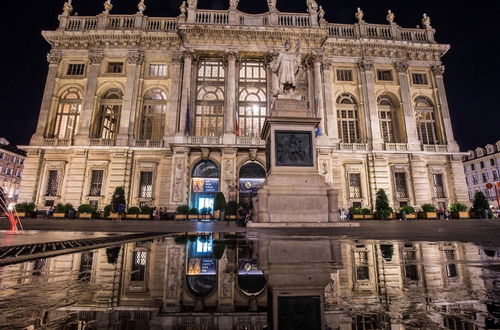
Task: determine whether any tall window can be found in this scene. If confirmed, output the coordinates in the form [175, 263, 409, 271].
[89, 170, 104, 197]
[131, 250, 147, 282]
[139, 171, 153, 198]
[53, 88, 82, 140]
[444, 250, 458, 278]
[94, 89, 123, 139]
[432, 173, 445, 198]
[195, 60, 225, 136]
[238, 61, 267, 137]
[354, 251, 369, 280]
[78, 251, 93, 282]
[337, 93, 360, 143]
[349, 173, 362, 198]
[394, 172, 408, 198]
[415, 96, 438, 145]
[377, 94, 398, 143]
[403, 249, 419, 281]
[140, 89, 167, 140]
[46, 170, 60, 196]
[149, 64, 167, 77]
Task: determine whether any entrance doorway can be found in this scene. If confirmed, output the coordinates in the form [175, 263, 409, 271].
[190, 160, 220, 213]
[239, 162, 266, 202]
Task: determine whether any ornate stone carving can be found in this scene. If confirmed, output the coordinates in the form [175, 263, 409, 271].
[249, 148, 258, 161]
[137, 0, 146, 14]
[318, 6, 325, 20]
[166, 247, 181, 300]
[307, 0, 318, 13]
[267, 0, 276, 11]
[395, 61, 409, 73]
[386, 10, 395, 24]
[103, 0, 113, 14]
[187, 0, 197, 8]
[127, 51, 145, 65]
[179, 1, 187, 17]
[229, 0, 239, 9]
[358, 60, 373, 71]
[431, 64, 445, 75]
[355, 7, 364, 23]
[62, 1, 73, 16]
[269, 40, 302, 97]
[46, 52, 62, 64]
[422, 13, 431, 29]
[88, 52, 104, 65]
[173, 158, 185, 203]
[201, 148, 210, 159]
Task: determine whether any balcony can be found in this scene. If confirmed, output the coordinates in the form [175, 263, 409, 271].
[339, 143, 368, 151]
[237, 136, 265, 146]
[422, 144, 448, 152]
[89, 138, 115, 147]
[384, 143, 408, 151]
[187, 136, 223, 145]
[134, 140, 164, 148]
[38, 138, 72, 147]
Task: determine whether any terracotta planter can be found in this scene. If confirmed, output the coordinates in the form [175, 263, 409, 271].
[53, 213, 66, 218]
[452, 211, 469, 219]
[126, 214, 138, 220]
[213, 210, 221, 219]
[363, 214, 374, 219]
[200, 215, 211, 220]
[406, 213, 417, 219]
[418, 212, 437, 219]
[138, 214, 151, 220]
[353, 214, 364, 219]
[79, 213, 92, 219]
[175, 214, 187, 220]
[188, 214, 199, 220]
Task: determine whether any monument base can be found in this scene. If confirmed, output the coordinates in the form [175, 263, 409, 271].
[254, 98, 340, 226]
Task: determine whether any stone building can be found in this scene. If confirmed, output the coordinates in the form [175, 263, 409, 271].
[19, 0, 468, 212]
[0, 137, 26, 206]
[463, 141, 500, 208]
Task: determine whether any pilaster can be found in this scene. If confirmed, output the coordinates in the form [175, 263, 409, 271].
[322, 61, 338, 142]
[217, 248, 236, 312]
[311, 53, 325, 137]
[178, 51, 194, 135]
[409, 155, 430, 207]
[395, 61, 420, 150]
[166, 55, 183, 138]
[170, 147, 189, 207]
[62, 150, 88, 205]
[358, 60, 383, 150]
[447, 155, 469, 205]
[18, 149, 44, 203]
[162, 238, 185, 312]
[221, 148, 238, 202]
[224, 51, 238, 139]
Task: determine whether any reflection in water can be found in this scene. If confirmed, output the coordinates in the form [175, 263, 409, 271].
[0, 235, 498, 329]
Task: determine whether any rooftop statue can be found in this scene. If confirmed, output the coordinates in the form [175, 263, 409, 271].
[180, 1, 187, 16]
[229, 0, 240, 9]
[386, 10, 395, 24]
[318, 6, 325, 20]
[422, 13, 432, 29]
[62, 0, 73, 16]
[267, 0, 276, 11]
[137, 0, 146, 14]
[355, 7, 364, 23]
[187, 0, 197, 8]
[307, 0, 318, 13]
[270, 40, 301, 97]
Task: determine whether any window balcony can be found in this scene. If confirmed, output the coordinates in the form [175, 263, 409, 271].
[339, 143, 368, 151]
[134, 139, 164, 148]
[384, 143, 408, 151]
[237, 136, 266, 146]
[422, 144, 448, 152]
[187, 136, 223, 145]
[89, 138, 115, 147]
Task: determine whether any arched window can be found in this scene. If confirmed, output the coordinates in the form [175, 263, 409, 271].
[377, 94, 397, 143]
[140, 89, 167, 140]
[239, 162, 266, 201]
[238, 61, 267, 137]
[94, 89, 123, 139]
[336, 93, 360, 143]
[53, 88, 82, 140]
[414, 96, 438, 145]
[191, 160, 220, 211]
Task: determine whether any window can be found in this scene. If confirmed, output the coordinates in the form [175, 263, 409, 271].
[480, 161, 485, 169]
[491, 158, 496, 166]
[107, 62, 124, 74]
[403, 250, 418, 281]
[238, 61, 267, 137]
[493, 171, 499, 181]
[15, 170, 22, 178]
[394, 172, 408, 198]
[415, 96, 438, 145]
[78, 251, 93, 282]
[131, 251, 147, 282]
[194, 60, 225, 136]
[89, 170, 104, 197]
[444, 250, 458, 278]
[482, 173, 488, 183]
[336, 69, 353, 82]
[139, 171, 153, 198]
[337, 93, 360, 143]
[472, 175, 478, 184]
[471, 164, 475, 171]
[411, 73, 428, 85]
[148, 64, 167, 77]
[94, 89, 123, 139]
[5, 168, 13, 176]
[67, 63, 85, 76]
[46, 170, 60, 196]
[432, 173, 445, 198]
[52, 88, 82, 140]
[32, 258, 47, 277]
[349, 173, 362, 198]
[140, 89, 168, 140]
[377, 94, 398, 143]
[377, 70, 393, 81]
[354, 251, 369, 280]
[0, 152, 4, 159]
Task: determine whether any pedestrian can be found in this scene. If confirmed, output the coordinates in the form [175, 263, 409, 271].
[444, 209, 450, 220]
[482, 208, 489, 219]
[44, 207, 50, 219]
[153, 207, 160, 221]
[117, 203, 125, 221]
[399, 208, 406, 221]
[159, 207, 164, 220]
[68, 206, 76, 220]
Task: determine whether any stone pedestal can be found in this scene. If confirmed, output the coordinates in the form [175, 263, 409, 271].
[253, 99, 340, 225]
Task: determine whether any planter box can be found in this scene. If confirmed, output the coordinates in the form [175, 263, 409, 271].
[188, 215, 199, 220]
[363, 214, 375, 219]
[138, 214, 151, 220]
[452, 211, 469, 219]
[226, 215, 237, 220]
[213, 210, 221, 219]
[16, 212, 26, 218]
[418, 212, 437, 219]
[79, 213, 92, 219]
[353, 214, 364, 220]
[53, 213, 66, 218]
[126, 214, 138, 220]
[200, 215, 211, 220]
[406, 213, 417, 219]
[175, 214, 187, 220]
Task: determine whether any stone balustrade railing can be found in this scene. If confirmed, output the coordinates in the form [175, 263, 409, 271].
[237, 136, 266, 146]
[134, 140, 164, 148]
[59, 11, 435, 44]
[422, 144, 448, 152]
[384, 143, 409, 151]
[89, 138, 116, 147]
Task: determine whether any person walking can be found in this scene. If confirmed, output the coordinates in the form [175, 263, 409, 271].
[116, 203, 125, 221]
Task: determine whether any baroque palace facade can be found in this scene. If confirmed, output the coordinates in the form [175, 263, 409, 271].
[19, 0, 468, 211]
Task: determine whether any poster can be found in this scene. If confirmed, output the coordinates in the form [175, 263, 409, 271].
[192, 178, 204, 193]
[239, 178, 265, 194]
[187, 258, 216, 275]
[238, 258, 263, 275]
[192, 178, 219, 193]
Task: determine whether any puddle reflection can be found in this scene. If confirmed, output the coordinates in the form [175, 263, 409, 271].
[0, 234, 499, 329]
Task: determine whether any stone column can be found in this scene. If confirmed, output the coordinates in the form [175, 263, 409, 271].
[178, 51, 194, 135]
[358, 60, 383, 150]
[166, 55, 183, 138]
[432, 65, 459, 152]
[322, 61, 338, 142]
[312, 54, 325, 137]
[31, 52, 62, 143]
[224, 51, 238, 140]
[395, 61, 420, 151]
[117, 51, 144, 146]
[447, 155, 469, 204]
[74, 52, 103, 146]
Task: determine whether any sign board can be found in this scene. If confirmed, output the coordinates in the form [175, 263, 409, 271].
[187, 258, 216, 275]
[239, 178, 265, 194]
[238, 258, 264, 275]
[192, 178, 219, 193]
[486, 183, 493, 189]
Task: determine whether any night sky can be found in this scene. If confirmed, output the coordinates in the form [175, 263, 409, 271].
[1, 0, 498, 150]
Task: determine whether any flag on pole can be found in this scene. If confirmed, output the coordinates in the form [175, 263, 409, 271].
[315, 93, 323, 137]
[184, 91, 190, 136]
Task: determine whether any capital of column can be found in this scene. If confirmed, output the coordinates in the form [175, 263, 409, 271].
[223, 50, 239, 65]
[431, 64, 445, 76]
[88, 51, 104, 64]
[47, 51, 62, 64]
[127, 51, 145, 65]
[307, 51, 324, 66]
[171, 54, 183, 66]
[395, 61, 409, 73]
[322, 60, 333, 70]
[182, 49, 196, 61]
[358, 59, 374, 71]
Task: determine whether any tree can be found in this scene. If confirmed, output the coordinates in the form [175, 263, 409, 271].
[375, 189, 393, 220]
[472, 191, 492, 219]
[214, 192, 227, 211]
[111, 186, 126, 212]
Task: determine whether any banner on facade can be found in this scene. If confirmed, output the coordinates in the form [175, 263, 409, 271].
[187, 258, 216, 275]
[239, 178, 265, 194]
[238, 258, 264, 275]
[192, 178, 219, 193]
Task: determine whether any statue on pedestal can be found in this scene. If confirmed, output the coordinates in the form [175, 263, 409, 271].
[62, 0, 73, 16]
[267, 0, 276, 11]
[270, 40, 301, 97]
[307, 0, 318, 13]
[386, 10, 395, 24]
[422, 13, 431, 29]
[355, 7, 364, 23]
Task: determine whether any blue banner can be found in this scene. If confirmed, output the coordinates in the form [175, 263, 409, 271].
[239, 178, 265, 194]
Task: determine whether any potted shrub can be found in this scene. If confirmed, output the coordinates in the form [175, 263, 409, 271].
[350, 207, 364, 220]
[375, 189, 393, 220]
[400, 206, 417, 219]
[139, 206, 152, 220]
[361, 208, 374, 219]
[225, 201, 239, 220]
[472, 192, 492, 219]
[110, 186, 126, 219]
[126, 206, 140, 219]
[449, 203, 469, 219]
[199, 207, 212, 220]
[188, 207, 199, 220]
[15, 202, 36, 218]
[78, 204, 94, 219]
[103, 205, 112, 219]
[54, 203, 72, 218]
[213, 192, 227, 220]
[418, 204, 437, 219]
[175, 205, 189, 220]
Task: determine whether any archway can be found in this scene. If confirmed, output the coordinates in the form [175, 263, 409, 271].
[239, 162, 266, 202]
[237, 242, 267, 296]
[190, 160, 220, 211]
[186, 234, 217, 298]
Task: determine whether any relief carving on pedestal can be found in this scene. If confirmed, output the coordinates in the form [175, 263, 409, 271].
[275, 131, 313, 167]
